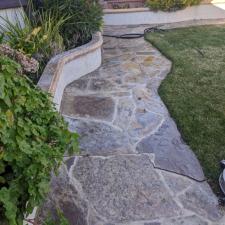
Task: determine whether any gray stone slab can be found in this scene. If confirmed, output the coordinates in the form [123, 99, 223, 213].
[161, 171, 192, 194]
[128, 108, 163, 142]
[73, 154, 182, 224]
[113, 97, 135, 130]
[61, 95, 115, 122]
[89, 77, 122, 92]
[124, 72, 147, 84]
[136, 119, 205, 181]
[110, 92, 131, 97]
[121, 62, 141, 75]
[163, 215, 208, 225]
[65, 117, 133, 156]
[132, 88, 168, 116]
[66, 77, 89, 92]
[103, 53, 132, 65]
[37, 167, 88, 225]
[104, 222, 161, 225]
[179, 183, 223, 222]
[99, 65, 129, 78]
[144, 223, 161, 225]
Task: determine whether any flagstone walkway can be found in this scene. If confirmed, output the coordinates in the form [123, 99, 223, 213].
[38, 25, 225, 225]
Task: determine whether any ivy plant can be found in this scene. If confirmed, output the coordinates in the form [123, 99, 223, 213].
[0, 56, 79, 225]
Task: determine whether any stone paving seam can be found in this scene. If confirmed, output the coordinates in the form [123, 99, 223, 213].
[153, 165, 207, 182]
[63, 114, 124, 133]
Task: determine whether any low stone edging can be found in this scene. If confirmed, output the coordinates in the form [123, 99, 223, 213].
[38, 32, 103, 110]
[104, 1, 225, 25]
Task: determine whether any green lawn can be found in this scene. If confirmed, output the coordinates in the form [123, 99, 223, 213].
[146, 25, 225, 192]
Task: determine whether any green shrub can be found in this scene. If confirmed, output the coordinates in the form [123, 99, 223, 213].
[41, 0, 103, 48]
[43, 210, 69, 225]
[0, 56, 79, 225]
[0, 9, 68, 81]
[145, 0, 202, 11]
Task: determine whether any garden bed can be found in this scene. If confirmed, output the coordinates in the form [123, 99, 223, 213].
[104, 0, 225, 25]
[0, 0, 103, 223]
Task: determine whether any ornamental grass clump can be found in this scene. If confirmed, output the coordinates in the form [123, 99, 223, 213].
[0, 56, 79, 225]
[145, 0, 202, 11]
[41, 0, 103, 48]
[0, 8, 68, 82]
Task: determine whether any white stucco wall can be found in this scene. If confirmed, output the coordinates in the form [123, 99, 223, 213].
[53, 47, 102, 109]
[104, 3, 225, 25]
[0, 7, 24, 27]
[38, 32, 103, 111]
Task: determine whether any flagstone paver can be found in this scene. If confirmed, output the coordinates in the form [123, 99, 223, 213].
[136, 119, 205, 180]
[38, 25, 225, 225]
[61, 96, 115, 121]
[66, 119, 133, 156]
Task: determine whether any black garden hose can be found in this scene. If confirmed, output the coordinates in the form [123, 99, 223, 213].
[103, 25, 166, 39]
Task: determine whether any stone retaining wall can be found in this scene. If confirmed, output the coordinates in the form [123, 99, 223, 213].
[38, 32, 103, 110]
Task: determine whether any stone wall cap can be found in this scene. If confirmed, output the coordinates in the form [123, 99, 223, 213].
[38, 32, 103, 95]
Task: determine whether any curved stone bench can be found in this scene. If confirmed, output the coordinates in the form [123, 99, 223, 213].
[104, 1, 225, 25]
[38, 32, 103, 110]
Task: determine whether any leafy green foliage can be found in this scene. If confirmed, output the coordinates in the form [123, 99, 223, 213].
[0, 56, 79, 224]
[145, 0, 201, 11]
[0, 8, 68, 81]
[41, 0, 103, 48]
[43, 210, 69, 225]
[146, 25, 225, 192]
